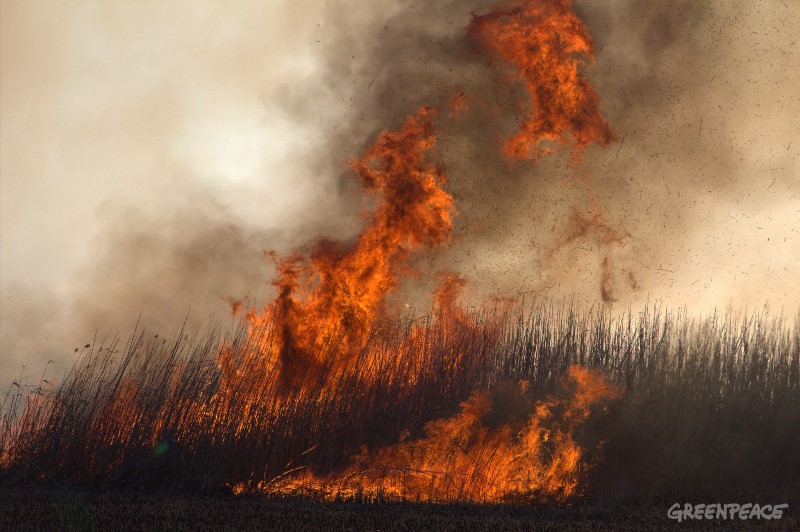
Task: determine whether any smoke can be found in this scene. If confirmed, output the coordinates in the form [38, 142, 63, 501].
[0, 0, 339, 385]
[2, 0, 798, 388]
[291, 0, 800, 312]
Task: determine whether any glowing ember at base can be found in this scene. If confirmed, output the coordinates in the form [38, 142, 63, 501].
[231, 365, 620, 502]
[1, 0, 628, 499]
[2, 0, 799, 521]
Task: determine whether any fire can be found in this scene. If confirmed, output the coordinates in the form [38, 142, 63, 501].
[241, 0, 621, 387]
[243, 107, 456, 389]
[468, 0, 614, 160]
[2, 0, 627, 503]
[233, 365, 620, 502]
[343, 365, 620, 502]
[469, 0, 626, 303]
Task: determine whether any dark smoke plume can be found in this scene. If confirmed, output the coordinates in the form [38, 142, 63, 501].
[2, 0, 798, 389]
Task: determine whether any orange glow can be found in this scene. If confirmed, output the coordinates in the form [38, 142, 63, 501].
[232, 365, 620, 502]
[242, 107, 455, 390]
[449, 91, 469, 117]
[468, 0, 614, 159]
[1, 0, 626, 501]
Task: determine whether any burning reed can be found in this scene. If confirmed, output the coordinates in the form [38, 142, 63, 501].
[1, 0, 797, 510]
[2, 305, 797, 503]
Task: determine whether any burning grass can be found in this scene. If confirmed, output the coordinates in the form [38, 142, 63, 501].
[1, 0, 797, 516]
[2, 304, 798, 504]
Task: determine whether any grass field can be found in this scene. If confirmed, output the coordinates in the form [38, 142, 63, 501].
[1, 303, 798, 527]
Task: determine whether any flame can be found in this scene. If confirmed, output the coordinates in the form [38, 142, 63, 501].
[244, 107, 455, 388]
[2, 0, 628, 502]
[233, 365, 620, 502]
[470, 0, 625, 304]
[468, 0, 614, 160]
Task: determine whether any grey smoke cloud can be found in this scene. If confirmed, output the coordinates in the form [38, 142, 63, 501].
[1, 0, 798, 388]
[0, 0, 339, 385]
[283, 0, 799, 311]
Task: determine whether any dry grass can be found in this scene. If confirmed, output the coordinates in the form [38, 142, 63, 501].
[1, 304, 798, 504]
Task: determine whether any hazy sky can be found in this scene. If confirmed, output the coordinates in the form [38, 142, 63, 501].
[1, 1, 323, 285]
[1, 0, 798, 385]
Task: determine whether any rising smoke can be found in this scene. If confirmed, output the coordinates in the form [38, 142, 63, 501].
[1, 0, 798, 388]
[270, 0, 799, 310]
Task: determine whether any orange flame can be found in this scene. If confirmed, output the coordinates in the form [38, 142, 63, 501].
[2, 0, 629, 502]
[468, 0, 614, 160]
[245, 107, 455, 387]
[233, 365, 620, 502]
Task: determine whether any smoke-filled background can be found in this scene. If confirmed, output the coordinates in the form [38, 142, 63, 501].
[2, 0, 798, 389]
